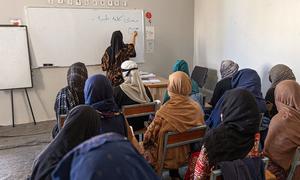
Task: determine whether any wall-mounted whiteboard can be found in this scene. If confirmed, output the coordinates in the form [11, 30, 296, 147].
[26, 7, 145, 67]
[0, 26, 32, 90]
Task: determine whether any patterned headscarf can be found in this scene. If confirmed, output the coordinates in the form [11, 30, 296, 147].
[67, 62, 88, 94]
[220, 60, 239, 79]
[54, 62, 88, 122]
[269, 64, 296, 88]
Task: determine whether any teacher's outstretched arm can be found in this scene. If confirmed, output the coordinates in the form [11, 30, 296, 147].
[130, 31, 138, 46]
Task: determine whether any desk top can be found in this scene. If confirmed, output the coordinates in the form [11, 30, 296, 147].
[144, 76, 168, 88]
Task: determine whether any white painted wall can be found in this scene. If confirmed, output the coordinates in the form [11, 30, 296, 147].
[0, 0, 194, 125]
[194, 0, 300, 94]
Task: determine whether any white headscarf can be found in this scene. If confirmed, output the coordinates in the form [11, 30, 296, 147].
[120, 60, 151, 103]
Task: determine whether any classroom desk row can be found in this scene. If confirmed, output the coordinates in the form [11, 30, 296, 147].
[144, 76, 212, 109]
[144, 76, 168, 102]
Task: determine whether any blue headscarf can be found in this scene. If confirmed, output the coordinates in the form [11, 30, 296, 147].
[206, 68, 267, 128]
[52, 133, 159, 180]
[231, 69, 267, 112]
[84, 74, 118, 112]
[163, 60, 200, 103]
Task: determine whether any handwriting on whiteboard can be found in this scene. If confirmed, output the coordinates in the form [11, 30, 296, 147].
[97, 14, 139, 23]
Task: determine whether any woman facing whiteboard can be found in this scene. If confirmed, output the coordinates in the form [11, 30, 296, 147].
[101, 31, 137, 86]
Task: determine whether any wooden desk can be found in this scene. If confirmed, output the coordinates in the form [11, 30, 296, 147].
[144, 76, 168, 102]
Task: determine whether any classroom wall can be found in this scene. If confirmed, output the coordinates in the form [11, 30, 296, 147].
[194, 0, 300, 95]
[0, 0, 194, 125]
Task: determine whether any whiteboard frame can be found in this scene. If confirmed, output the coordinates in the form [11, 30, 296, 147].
[0, 25, 33, 90]
[25, 6, 145, 68]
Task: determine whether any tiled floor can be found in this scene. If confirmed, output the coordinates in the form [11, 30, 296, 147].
[0, 121, 54, 180]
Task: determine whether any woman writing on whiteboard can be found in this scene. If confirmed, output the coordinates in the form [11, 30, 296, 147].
[101, 30, 137, 87]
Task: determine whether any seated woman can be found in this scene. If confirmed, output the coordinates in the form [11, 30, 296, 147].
[142, 71, 205, 179]
[265, 64, 296, 119]
[31, 75, 141, 180]
[101, 31, 137, 87]
[84, 74, 128, 136]
[163, 59, 203, 107]
[184, 89, 261, 180]
[207, 68, 267, 128]
[31, 105, 102, 180]
[113, 60, 153, 131]
[264, 80, 300, 180]
[52, 133, 159, 180]
[52, 62, 88, 138]
[209, 60, 239, 108]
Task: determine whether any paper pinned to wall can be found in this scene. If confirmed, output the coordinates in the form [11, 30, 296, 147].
[146, 26, 155, 40]
[146, 40, 154, 53]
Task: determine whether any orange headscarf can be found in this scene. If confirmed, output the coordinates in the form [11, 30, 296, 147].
[264, 80, 300, 170]
[157, 71, 204, 132]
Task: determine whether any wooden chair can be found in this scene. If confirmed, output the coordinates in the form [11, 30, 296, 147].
[59, 114, 67, 129]
[158, 125, 207, 176]
[122, 100, 161, 141]
[259, 113, 265, 131]
[210, 157, 269, 180]
[287, 147, 300, 180]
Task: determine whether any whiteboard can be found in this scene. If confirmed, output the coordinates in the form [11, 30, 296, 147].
[0, 26, 32, 90]
[25, 7, 145, 67]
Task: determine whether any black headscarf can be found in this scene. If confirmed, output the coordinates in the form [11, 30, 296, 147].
[204, 88, 260, 166]
[31, 105, 101, 180]
[108, 31, 125, 65]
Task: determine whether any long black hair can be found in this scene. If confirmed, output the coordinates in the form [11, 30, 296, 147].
[108, 31, 125, 65]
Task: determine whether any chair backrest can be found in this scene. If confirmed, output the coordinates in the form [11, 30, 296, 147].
[191, 66, 209, 88]
[59, 114, 67, 128]
[158, 125, 207, 175]
[287, 147, 300, 180]
[210, 157, 269, 180]
[259, 113, 264, 131]
[121, 100, 160, 119]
